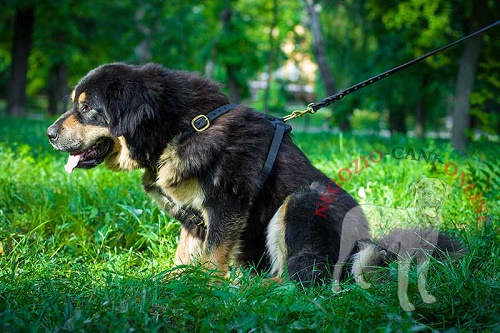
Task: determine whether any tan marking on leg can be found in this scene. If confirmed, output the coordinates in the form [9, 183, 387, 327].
[174, 227, 203, 266]
[202, 213, 247, 276]
[262, 276, 284, 287]
[266, 196, 291, 277]
[351, 245, 377, 290]
[203, 243, 230, 272]
[162, 178, 205, 211]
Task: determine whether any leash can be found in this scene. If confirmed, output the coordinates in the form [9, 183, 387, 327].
[283, 20, 500, 122]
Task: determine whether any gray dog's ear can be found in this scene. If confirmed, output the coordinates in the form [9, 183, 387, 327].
[439, 179, 452, 198]
[410, 176, 427, 193]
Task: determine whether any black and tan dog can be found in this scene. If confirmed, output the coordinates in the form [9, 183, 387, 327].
[47, 63, 370, 284]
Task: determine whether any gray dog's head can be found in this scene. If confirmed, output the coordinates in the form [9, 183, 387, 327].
[411, 177, 451, 219]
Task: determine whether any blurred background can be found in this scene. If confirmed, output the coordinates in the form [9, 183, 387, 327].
[0, 0, 498, 152]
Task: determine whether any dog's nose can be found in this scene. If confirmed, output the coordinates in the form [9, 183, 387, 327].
[46, 126, 59, 141]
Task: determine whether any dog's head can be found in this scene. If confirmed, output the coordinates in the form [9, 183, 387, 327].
[410, 177, 451, 219]
[46, 63, 190, 172]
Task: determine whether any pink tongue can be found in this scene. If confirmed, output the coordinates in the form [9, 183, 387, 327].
[65, 154, 82, 173]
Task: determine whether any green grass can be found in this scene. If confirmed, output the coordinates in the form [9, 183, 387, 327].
[0, 115, 498, 332]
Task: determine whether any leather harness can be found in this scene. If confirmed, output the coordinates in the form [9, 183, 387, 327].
[175, 104, 291, 230]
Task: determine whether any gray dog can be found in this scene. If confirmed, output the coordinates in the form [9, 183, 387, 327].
[340, 177, 464, 311]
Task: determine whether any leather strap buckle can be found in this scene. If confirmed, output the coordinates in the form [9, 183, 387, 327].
[181, 104, 239, 141]
[191, 115, 210, 132]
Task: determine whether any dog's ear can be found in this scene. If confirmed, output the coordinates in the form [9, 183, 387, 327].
[410, 177, 426, 194]
[438, 179, 452, 198]
[104, 81, 156, 137]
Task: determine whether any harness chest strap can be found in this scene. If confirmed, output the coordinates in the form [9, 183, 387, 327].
[179, 104, 291, 228]
[162, 193, 205, 230]
[259, 119, 290, 186]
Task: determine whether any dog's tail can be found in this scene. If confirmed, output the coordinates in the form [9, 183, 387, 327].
[352, 229, 466, 280]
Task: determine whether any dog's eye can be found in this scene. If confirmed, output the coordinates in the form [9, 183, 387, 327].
[80, 104, 91, 113]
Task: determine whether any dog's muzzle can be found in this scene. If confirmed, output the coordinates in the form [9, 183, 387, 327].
[46, 124, 59, 144]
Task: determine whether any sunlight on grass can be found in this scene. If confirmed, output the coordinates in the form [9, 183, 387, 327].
[0, 116, 498, 331]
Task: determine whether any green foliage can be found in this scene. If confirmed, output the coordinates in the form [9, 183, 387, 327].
[350, 109, 381, 131]
[316, 0, 499, 135]
[0, 0, 306, 112]
[470, 52, 500, 135]
[1, 117, 498, 331]
[252, 81, 287, 113]
[340, 0, 456, 130]
[1, 0, 498, 137]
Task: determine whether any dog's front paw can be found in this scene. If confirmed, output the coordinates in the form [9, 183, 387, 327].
[358, 280, 372, 289]
[422, 293, 436, 304]
[401, 301, 415, 312]
[354, 275, 371, 289]
[332, 281, 341, 293]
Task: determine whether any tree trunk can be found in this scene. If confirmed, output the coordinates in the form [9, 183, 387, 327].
[226, 67, 241, 103]
[134, 7, 152, 63]
[205, 9, 232, 79]
[305, 0, 349, 130]
[47, 62, 68, 115]
[415, 99, 425, 138]
[451, 0, 486, 153]
[304, 0, 337, 95]
[7, 7, 34, 116]
[263, 0, 278, 114]
[214, 8, 241, 103]
[389, 107, 407, 134]
[414, 76, 428, 138]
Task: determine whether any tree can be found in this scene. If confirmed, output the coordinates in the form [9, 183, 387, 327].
[47, 63, 67, 116]
[304, 0, 340, 123]
[202, 1, 263, 103]
[451, 0, 488, 153]
[6, 6, 34, 116]
[363, 0, 457, 135]
[35, 1, 75, 115]
[263, 0, 278, 113]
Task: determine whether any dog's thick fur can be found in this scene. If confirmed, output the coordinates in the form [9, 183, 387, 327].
[47, 63, 368, 284]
